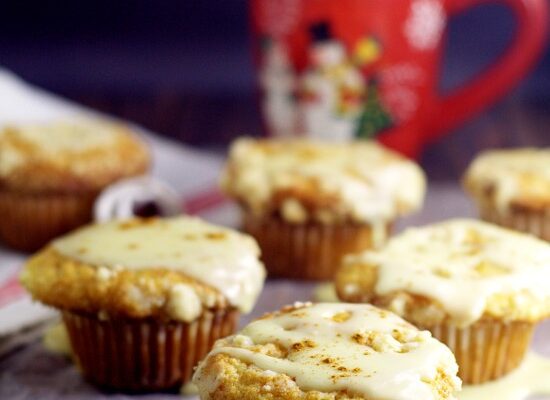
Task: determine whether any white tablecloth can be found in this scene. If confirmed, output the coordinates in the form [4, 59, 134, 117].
[0, 69, 548, 399]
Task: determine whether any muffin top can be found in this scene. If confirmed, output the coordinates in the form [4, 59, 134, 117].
[0, 120, 150, 193]
[464, 148, 550, 212]
[21, 216, 266, 322]
[193, 302, 460, 400]
[336, 219, 550, 327]
[221, 138, 426, 224]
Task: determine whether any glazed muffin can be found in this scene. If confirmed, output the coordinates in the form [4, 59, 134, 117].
[0, 119, 150, 251]
[464, 148, 550, 241]
[221, 138, 425, 280]
[336, 219, 550, 384]
[193, 302, 461, 400]
[20, 216, 266, 392]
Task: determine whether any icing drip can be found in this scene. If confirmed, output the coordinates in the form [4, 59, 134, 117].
[458, 353, 550, 400]
[43, 323, 72, 357]
[313, 283, 339, 303]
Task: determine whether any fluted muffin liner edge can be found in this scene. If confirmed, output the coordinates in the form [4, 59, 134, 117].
[426, 319, 535, 384]
[62, 308, 239, 392]
[479, 206, 550, 242]
[243, 213, 391, 281]
[0, 189, 96, 251]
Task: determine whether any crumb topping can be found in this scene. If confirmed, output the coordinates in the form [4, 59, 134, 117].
[221, 138, 426, 224]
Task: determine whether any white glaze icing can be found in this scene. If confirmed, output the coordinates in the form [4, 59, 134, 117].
[194, 303, 461, 399]
[180, 382, 198, 396]
[52, 216, 266, 314]
[349, 219, 550, 327]
[43, 323, 72, 357]
[458, 353, 550, 400]
[313, 283, 340, 303]
[221, 138, 426, 224]
[465, 148, 550, 212]
[0, 120, 123, 175]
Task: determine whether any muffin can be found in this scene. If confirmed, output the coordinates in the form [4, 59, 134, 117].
[336, 219, 550, 384]
[193, 302, 461, 400]
[0, 119, 150, 251]
[221, 138, 425, 280]
[20, 216, 266, 392]
[464, 148, 550, 241]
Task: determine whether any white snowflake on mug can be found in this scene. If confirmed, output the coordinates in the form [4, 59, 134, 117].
[258, 0, 301, 38]
[404, 0, 446, 51]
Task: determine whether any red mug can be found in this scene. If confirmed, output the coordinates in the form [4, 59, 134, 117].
[250, 0, 548, 157]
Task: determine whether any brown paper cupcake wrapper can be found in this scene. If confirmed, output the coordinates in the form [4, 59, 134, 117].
[480, 207, 550, 241]
[63, 309, 239, 392]
[0, 189, 96, 251]
[244, 213, 390, 280]
[427, 320, 535, 384]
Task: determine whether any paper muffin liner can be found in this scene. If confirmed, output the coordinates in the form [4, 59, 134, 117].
[480, 206, 550, 242]
[243, 213, 390, 280]
[427, 319, 535, 384]
[62, 308, 239, 392]
[0, 189, 96, 251]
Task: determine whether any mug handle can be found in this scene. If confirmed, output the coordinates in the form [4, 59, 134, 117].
[426, 0, 548, 140]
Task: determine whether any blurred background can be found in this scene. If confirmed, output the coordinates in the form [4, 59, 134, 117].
[0, 0, 549, 179]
